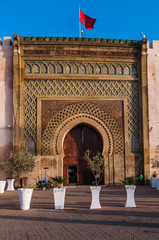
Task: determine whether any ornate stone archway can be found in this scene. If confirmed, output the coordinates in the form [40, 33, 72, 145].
[55, 114, 112, 156]
[41, 102, 124, 183]
[42, 102, 124, 156]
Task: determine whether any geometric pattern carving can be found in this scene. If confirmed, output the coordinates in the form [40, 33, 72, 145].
[25, 61, 138, 77]
[42, 103, 124, 155]
[23, 79, 139, 153]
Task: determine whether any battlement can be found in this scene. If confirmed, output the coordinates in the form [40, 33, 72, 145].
[13, 34, 144, 47]
[149, 40, 159, 50]
[0, 37, 12, 46]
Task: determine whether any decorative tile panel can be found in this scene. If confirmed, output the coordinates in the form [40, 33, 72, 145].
[33, 64, 40, 73]
[110, 65, 116, 75]
[88, 64, 93, 74]
[95, 65, 101, 74]
[65, 64, 71, 74]
[117, 66, 123, 75]
[49, 64, 55, 73]
[25, 64, 31, 73]
[73, 64, 78, 74]
[103, 65, 108, 74]
[124, 66, 130, 75]
[57, 64, 63, 73]
[25, 61, 138, 78]
[80, 64, 86, 74]
[41, 64, 47, 73]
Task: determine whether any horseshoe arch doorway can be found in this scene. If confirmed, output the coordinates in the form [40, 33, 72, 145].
[63, 124, 103, 185]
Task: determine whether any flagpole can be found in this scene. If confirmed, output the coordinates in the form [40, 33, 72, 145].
[79, 5, 81, 38]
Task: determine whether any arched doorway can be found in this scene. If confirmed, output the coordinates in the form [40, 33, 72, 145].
[63, 124, 103, 185]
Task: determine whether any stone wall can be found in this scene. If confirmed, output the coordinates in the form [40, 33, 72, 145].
[148, 41, 159, 177]
[0, 37, 13, 179]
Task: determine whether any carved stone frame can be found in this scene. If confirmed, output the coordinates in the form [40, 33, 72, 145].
[37, 96, 128, 182]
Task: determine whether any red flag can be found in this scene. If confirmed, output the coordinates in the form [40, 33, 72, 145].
[80, 9, 96, 30]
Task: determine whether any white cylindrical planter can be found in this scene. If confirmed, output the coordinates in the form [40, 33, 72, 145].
[7, 179, 15, 191]
[156, 178, 159, 190]
[90, 186, 101, 209]
[125, 185, 136, 207]
[0, 181, 6, 193]
[18, 188, 33, 210]
[53, 188, 66, 210]
[151, 177, 157, 188]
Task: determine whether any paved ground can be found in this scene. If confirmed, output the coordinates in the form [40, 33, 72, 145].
[0, 185, 159, 240]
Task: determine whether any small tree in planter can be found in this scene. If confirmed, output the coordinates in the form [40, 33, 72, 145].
[121, 177, 139, 207]
[8, 149, 35, 210]
[84, 150, 105, 209]
[0, 150, 35, 209]
[0, 156, 16, 191]
[49, 176, 68, 210]
[2, 150, 35, 188]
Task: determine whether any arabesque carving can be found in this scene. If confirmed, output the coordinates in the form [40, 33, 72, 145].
[23, 79, 139, 154]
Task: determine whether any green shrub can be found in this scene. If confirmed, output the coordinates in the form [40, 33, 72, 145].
[49, 176, 68, 188]
[121, 177, 139, 185]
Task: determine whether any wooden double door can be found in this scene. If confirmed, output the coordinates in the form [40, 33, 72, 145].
[63, 125, 103, 185]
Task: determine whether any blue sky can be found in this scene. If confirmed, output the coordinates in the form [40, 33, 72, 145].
[0, 0, 157, 43]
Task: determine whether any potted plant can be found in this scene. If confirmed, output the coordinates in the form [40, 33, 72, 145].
[121, 177, 139, 207]
[0, 158, 15, 191]
[49, 176, 67, 209]
[151, 171, 157, 188]
[36, 178, 51, 190]
[0, 159, 6, 193]
[84, 150, 105, 209]
[3, 150, 35, 210]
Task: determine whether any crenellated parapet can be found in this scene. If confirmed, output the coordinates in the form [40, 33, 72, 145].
[0, 37, 12, 46]
[13, 34, 142, 46]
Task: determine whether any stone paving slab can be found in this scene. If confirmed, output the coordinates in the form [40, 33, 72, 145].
[0, 185, 159, 240]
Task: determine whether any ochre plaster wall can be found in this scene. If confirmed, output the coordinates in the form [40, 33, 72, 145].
[148, 41, 159, 177]
[0, 37, 13, 179]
